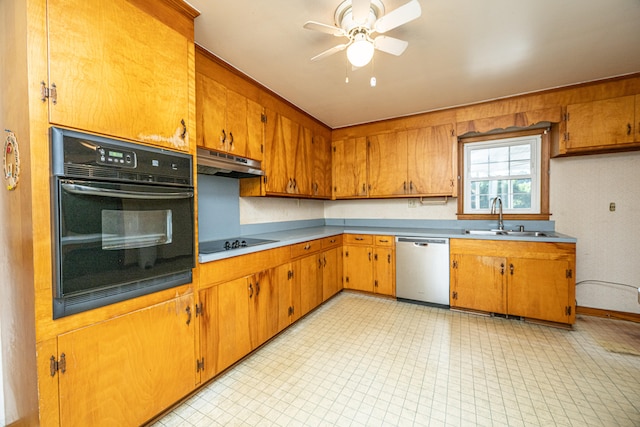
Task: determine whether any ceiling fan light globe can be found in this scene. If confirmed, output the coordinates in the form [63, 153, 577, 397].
[347, 39, 374, 67]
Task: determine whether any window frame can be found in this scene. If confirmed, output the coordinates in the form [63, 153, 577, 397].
[457, 128, 551, 220]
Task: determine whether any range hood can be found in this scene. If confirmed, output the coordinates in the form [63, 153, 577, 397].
[196, 148, 264, 179]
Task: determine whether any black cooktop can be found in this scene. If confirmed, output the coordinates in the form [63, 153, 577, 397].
[199, 237, 277, 254]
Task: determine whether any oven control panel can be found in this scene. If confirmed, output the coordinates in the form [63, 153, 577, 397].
[97, 146, 136, 168]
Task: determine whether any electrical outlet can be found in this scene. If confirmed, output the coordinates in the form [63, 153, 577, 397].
[609, 202, 616, 212]
[408, 199, 417, 208]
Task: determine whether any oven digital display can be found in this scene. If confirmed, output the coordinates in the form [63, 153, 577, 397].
[109, 150, 123, 158]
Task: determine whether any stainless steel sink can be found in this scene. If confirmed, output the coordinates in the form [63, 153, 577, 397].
[465, 230, 548, 237]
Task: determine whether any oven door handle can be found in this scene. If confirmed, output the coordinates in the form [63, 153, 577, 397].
[61, 183, 193, 200]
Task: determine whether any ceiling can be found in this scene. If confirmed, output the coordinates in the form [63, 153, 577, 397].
[186, 0, 640, 129]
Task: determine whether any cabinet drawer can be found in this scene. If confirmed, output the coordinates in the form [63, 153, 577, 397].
[321, 235, 343, 249]
[374, 235, 394, 247]
[344, 234, 373, 245]
[290, 239, 322, 258]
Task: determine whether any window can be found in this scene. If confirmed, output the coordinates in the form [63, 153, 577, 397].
[462, 133, 543, 215]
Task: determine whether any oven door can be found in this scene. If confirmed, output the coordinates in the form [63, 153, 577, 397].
[53, 178, 194, 318]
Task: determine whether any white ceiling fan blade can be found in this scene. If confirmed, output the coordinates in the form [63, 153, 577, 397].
[374, 35, 409, 56]
[351, 0, 372, 24]
[374, 0, 422, 34]
[303, 21, 346, 37]
[310, 43, 349, 61]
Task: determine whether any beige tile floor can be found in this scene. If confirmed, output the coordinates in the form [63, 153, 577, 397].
[153, 292, 640, 427]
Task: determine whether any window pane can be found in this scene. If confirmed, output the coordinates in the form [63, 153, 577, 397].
[510, 159, 530, 175]
[489, 146, 509, 163]
[470, 162, 489, 178]
[489, 161, 509, 177]
[510, 144, 530, 160]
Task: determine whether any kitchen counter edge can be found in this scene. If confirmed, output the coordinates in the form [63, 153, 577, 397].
[198, 226, 576, 264]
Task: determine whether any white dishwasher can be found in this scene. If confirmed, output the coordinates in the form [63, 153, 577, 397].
[395, 237, 450, 307]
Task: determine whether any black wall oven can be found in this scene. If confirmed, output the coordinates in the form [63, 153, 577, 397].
[51, 127, 195, 319]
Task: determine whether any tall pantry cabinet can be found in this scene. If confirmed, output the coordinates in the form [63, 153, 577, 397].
[0, 0, 199, 425]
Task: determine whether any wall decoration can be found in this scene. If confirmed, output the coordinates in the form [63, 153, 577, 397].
[3, 130, 21, 191]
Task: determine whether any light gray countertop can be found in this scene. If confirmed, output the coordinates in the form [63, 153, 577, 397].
[198, 225, 576, 264]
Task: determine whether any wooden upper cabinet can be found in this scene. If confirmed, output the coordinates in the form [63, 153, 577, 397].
[563, 95, 637, 152]
[196, 72, 264, 160]
[47, 0, 192, 151]
[263, 110, 309, 195]
[332, 137, 368, 198]
[407, 124, 457, 196]
[333, 124, 456, 199]
[312, 133, 332, 198]
[368, 132, 407, 196]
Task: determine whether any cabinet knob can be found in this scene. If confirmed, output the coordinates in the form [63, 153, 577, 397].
[510, 264, 514, 275]
[500, 263, 505, 275]
[627, 123, 632, 136]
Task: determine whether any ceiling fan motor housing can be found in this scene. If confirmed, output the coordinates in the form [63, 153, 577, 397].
[335, 0, 385, 34]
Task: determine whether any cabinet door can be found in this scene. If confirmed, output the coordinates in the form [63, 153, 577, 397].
[225, 89, 249, 156]
[299, 254, 322, 317]
[264, 111, 298, 194]
[246, 98, 265, 161]
[312, 134, 332, 198]
[368, 132, 407, 196]
[373, 248, 395, 296]
[48, 0, 190, 150]
[566, 96, 636, 150]
[275, 262, 300, 331]
[636, 94, 640, 142]
[216, 277, 252, 373]
[322, 247, 342, 300]
[58, 295, 195, 426]
[249, 269, 278, 348]
[332, 137, 368, 198]
[407, 124, 455, 196]
[451, 254, 506, 313]
[344, 245, 373, 292]
[196, 72, 226, 151]
[507, 258, 572, 324]
[294, 126, 313, 195]
[199, 287, 219, 383]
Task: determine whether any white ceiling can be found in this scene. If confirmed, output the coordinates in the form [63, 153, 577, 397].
[186, 0, 640, 129]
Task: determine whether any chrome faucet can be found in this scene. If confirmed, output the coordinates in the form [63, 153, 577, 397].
[490, 196, 504, 231]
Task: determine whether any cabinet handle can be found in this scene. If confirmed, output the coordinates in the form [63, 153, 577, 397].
[304, 244, 311, 250]
[185, 306, 192, 326]
[374, 253, 378, 261]
[410, 181, 414, 192]
[180, 119, 187, 140]
[318, 258, 323, 269]
[403, 181, 407, 192]
[510, 264, 514, 275]
[362, 183, 366, 194]
[379, 239, 389, 243]
[355, 237, 364, 241]
[229, 131, 234, 146]
[256, 281, 260, 296]
[500, 263, 505, 275]
[323, 256, 327, 267]
[221, 129, 226, 143]
[388, 254, 391, 263]
[374, 280, 378, 288]
[329, 239, 336, 243]
[628, 123, 632, 136]
[248, 283, 254, 298]
[368, 252, 372, 261]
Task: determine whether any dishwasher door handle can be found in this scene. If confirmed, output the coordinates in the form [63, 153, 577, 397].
[414, 243, 430, 247]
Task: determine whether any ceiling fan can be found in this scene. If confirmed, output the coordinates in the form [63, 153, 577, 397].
[304, 0, 422, 68]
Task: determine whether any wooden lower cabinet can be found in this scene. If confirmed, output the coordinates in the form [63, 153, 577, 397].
[199, 270, 281, 382]
[276, 261, 301, 331]
[450, 239, 576, 325]
[56, 295, 195, 426]
[299, 254, 323, 317]
[322, 246, 343, 301]
[343, 234, 395, 296]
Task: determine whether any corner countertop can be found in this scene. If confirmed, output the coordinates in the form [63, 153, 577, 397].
[198, 225, 576, 264]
